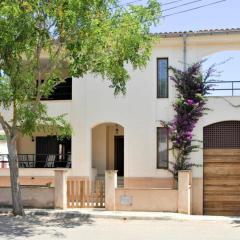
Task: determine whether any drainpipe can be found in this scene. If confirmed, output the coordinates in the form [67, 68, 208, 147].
[183, 33, 187, 71]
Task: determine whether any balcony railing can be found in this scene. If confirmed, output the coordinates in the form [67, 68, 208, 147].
[207, 81, 240, 97]
[0, 154, 71, 168]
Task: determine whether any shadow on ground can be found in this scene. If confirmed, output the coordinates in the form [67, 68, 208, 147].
[231, 220, 240, 227]
[0, 212, 94, 239]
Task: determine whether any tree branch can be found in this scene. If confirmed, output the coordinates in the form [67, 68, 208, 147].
[0, 112, 11, 136]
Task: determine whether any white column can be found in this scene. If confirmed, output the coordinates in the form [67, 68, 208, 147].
[105, 170, 118, 211]
[54, 169, 68, 209]
[178, 170, 192, 214]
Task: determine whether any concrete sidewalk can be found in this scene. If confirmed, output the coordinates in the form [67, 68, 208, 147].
[1, 208, 240, 222]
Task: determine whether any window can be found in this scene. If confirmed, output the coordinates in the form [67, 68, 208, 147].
[157, 58, 168, 98]
[157, 127, 169, 169]
[41, 77, 72, 100]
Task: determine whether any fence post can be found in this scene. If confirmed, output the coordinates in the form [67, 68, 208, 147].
[105, 170, 118, 211]
[178, 170, 192, 214]
[54, 169, 68, 209]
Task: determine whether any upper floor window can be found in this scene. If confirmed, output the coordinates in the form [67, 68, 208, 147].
[157, 58, 168, 98]
[157, 127, 169, 169]
[41, 77, 72, 100]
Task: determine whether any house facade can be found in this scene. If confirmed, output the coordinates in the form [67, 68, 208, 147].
[1, 28, 240, 215]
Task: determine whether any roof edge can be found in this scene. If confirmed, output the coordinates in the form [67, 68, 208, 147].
[153, 28, 240, 38]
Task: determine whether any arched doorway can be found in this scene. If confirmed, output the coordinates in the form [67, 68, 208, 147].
[203, 121, 240, 216]
[91, 123, 124, 179]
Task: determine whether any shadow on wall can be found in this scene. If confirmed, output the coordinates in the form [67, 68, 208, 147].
[0, 212, 94, 239]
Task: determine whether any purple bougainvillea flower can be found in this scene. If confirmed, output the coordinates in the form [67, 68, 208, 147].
[164, 61, 213, 180]
[194, 102, 199, 107]
[186, 99, 194, 105]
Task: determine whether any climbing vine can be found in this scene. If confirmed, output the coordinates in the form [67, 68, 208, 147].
[163, 61, 214, 180]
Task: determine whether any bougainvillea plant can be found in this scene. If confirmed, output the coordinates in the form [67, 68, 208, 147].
[162, 61, 214, 180]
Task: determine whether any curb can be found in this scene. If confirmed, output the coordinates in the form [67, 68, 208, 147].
[0, 208, 176, 221]
[29, 210, 175, 221]
[1, 208, 240, 222]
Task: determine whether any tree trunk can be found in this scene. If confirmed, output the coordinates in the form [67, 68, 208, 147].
[7, 134, 25, 216]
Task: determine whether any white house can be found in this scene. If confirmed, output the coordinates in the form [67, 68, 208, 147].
[1, 28, 240, 215]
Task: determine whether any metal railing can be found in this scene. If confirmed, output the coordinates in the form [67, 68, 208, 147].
[207, 81, 240, 97]
[0, 154, 71, 168]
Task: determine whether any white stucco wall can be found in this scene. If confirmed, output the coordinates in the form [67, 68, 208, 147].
[73, 32, 240, 178]
[92, 124, 107, 175]
[1, 31, 240, 179]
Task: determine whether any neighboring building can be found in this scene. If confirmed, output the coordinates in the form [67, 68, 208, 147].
[0, 28, 240, 215]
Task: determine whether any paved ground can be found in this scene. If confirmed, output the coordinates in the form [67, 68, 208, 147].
[0, 213, 240, 240]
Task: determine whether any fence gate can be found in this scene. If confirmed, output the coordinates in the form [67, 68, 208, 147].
[67, 178, 105, 208]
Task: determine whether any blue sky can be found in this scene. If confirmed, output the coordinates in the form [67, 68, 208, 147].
[120, 0, 240, 32]
[121, 0, 240, 95]
[203, 52, 240, 96]
[153, 0, 240, 32]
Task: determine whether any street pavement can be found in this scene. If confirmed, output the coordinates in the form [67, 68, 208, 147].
[0, 213, 240, 240]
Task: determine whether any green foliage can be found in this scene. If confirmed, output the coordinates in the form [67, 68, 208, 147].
[0, 134, 7, 141]
[0, 0, 161, 138]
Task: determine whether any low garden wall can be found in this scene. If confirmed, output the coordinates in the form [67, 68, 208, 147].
[105, 170, 192, 214]
[0, 186, 54, 208]
[0, 170, 67, 210]
[115, 188, 178, 212]
[0, 170, 192, 213]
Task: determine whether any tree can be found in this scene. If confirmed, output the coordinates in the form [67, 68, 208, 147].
[0, 1, 161, 215]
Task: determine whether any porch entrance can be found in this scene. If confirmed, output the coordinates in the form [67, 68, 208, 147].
[92, 123, 124, 180]
[67, 178, 105, 208]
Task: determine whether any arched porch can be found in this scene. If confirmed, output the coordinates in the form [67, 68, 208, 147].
[91, 122, 125, 183]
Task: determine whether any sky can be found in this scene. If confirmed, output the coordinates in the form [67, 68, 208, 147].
[121, 0, 240, 96]
[120, 0, 240, 32]
[154, 0, 240, 32]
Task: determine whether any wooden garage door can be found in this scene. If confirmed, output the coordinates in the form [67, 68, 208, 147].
[204, 149, 240, 216]
[204, 121, 240, 216]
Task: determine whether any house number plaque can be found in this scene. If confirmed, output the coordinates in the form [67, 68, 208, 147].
[120, 195, 132, 206]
